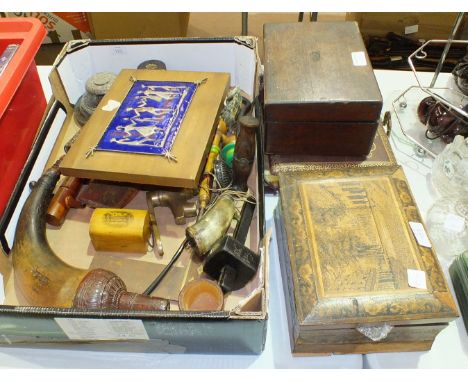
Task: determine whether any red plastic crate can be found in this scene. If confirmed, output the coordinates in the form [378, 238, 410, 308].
[0, 18, 47, 217]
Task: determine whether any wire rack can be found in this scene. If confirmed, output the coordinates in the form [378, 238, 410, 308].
[392, 13, 467, 158]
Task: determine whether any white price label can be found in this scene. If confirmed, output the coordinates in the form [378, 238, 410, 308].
[409, 221, 432, 248]
[102, 99, 121, 112]
[443, 213, 465, 233]
[407, 269, 427, 289]
[55, 318, 149, 341]
[405, 25, 419, 35]
[351, 51, 367, 66]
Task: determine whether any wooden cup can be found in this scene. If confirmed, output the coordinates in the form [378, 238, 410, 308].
[178, 279, 224, 311]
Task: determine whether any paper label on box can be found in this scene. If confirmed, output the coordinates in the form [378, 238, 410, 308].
[112, 46, 128, 56]
[409, 221, 432, 248]
[351, 51, 367, 66]
[0, 274, 4, 304]
[102, 100, 121, 112]
[54, 318, 149, 341]
[443, 213, 465, 233]
[407, 269, 427, 289]
[405, 25, 419, 35]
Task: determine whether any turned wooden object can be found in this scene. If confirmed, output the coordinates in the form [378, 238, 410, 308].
[231, 116, 258, 191]
[198, 118, 228, 216]
[178, 279, 224, 311]
[74, 268, 169, 310]
[46, 176, 84, 226]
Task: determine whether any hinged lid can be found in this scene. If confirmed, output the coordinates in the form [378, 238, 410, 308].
[263, 22, 382, 123]
[277, 165, 458, 329]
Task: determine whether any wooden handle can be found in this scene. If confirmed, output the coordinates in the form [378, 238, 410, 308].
[232, 116, 258, 191]
[199, 119, 228, 211]
[46, 176, 83, 226]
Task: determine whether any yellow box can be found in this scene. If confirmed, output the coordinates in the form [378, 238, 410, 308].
[89, 208, 150, 253]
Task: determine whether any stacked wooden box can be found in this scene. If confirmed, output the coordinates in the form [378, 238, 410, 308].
[264, 21, 459, 355]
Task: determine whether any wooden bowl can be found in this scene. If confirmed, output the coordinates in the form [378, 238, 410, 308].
[178, 279, 224, 311]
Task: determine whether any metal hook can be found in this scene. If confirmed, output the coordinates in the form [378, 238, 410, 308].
[415, 49, 428, 60]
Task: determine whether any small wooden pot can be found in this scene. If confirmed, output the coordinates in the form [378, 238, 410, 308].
[178, 279, 224, 311]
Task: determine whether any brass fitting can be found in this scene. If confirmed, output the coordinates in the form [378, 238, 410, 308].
[147, 189, 197, 225]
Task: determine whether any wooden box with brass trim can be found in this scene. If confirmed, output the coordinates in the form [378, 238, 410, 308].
[274, 165, 458, 355]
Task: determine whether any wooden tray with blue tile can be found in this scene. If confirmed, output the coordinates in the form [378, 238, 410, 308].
[60, 69, 230, 188]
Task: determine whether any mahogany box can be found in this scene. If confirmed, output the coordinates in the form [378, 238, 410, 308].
[263, 22, 383, 156]
[274, 165, 458, 355]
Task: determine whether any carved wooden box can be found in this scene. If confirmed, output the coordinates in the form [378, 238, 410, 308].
[263, 22, 383, 156]
[274, 166, 458, 355]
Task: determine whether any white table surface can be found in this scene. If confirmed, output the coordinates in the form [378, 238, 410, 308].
[363, 71, 468, 369]
[0, 67, 466, 369]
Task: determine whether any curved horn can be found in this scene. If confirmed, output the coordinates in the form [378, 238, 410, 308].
[11, 168, 168, 311]
[186, 196, 237, 256]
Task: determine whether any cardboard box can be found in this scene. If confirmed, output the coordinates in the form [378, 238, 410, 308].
[0, 36, 268, 354]
[87, 13, 190, 39]
[1, 12, 92, 43]
[346, 12, 464, 41]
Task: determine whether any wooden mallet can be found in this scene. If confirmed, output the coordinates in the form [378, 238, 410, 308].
[203, 197, 259, 292]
